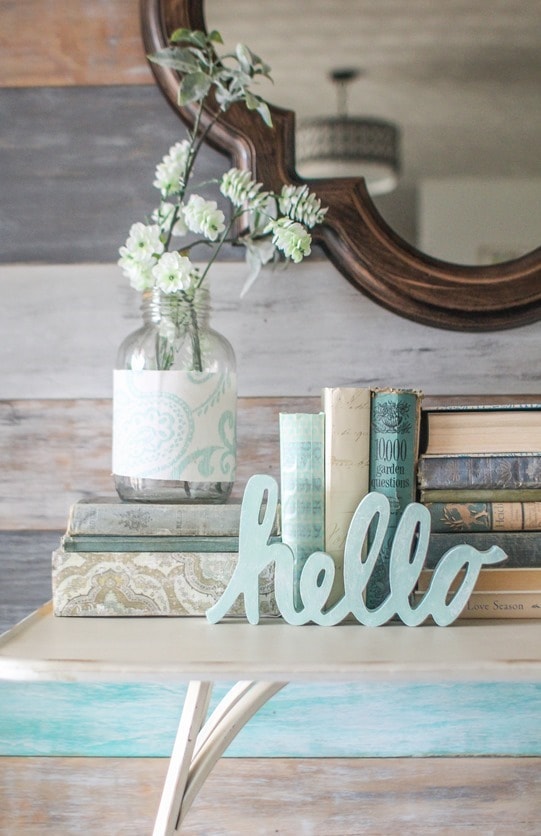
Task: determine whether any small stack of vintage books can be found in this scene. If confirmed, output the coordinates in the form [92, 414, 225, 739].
[52, 499, 278, 617]
[417, 398, 541, 618]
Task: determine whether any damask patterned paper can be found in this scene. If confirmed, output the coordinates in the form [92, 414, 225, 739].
[112, 369, 237, 481]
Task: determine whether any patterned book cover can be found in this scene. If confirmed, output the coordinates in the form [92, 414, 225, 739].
[368, 388, 422, 607]
[424, 501, 541, 533]
[418, 453, 541, 490]
[322, 387, 371, 602]
[66, 498, 246, 537]
[279, 412, 325, 610]
[52, 548, 278, 618]
[425, 531, 541, 569]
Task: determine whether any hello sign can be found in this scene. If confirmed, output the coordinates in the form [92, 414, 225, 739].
[206, 475, 507, 627]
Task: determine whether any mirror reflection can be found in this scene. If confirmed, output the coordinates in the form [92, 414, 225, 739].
[206, 0, 541, 265]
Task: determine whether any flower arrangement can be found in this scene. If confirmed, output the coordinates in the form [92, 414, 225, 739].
[117, 28, 327, 369]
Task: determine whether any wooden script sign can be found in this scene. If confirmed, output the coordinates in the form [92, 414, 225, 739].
[206, 475, 507, 627]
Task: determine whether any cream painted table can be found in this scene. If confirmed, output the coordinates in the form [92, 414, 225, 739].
[1, 603, 541, 834]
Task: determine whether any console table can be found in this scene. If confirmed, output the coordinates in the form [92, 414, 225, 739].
[1, 602, 540, 834]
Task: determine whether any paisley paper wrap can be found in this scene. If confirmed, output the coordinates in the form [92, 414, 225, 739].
[112, 369, 237, 481]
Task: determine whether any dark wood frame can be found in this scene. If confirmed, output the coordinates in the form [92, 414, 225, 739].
[141, 0, 541, 332]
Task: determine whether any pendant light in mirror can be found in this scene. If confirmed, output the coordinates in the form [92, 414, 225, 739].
[296, 68, 401, 195]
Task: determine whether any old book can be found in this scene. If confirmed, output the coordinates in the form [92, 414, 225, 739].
[418, 453, 541, 490]
[367, 388, 422, 607]
[322, 387, 371, 601]
[52, 548, 278, 618]
[66, 497, 246, 537]
[424, 501, 541, 533]
[411, 589, 541, 619]
[60, 534, 281, 553]
[422, 405, 541, 455]
[425, 531, 541, 569]
[420, 488, 541, 503]
[279, 412, 325, 609]
[417, 566, 541, 593]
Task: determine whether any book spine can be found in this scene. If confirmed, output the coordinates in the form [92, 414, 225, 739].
[367, 388, 422, 607]
[420, 488, 541, 503]
[279, 412, 325, 610]
[417, 567, 541, 593]
[425, 531, 541, 569]
[60, 534, 281, 553]
[411, 590, 541, 619]
[67, 502, 244, 536]
[425, 501, 541, 532]
[418, 453, 541, 490]
[322, 387, 371, 602]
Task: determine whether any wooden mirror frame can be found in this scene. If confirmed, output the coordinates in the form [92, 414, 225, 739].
[141, 0, 541, 332]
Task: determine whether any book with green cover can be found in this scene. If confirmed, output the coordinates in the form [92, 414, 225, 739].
[60, 534, 281, 553]
[367, 388, 422, 607]
[279, 412, 325, 609]
[66, 498, 246, 537]
[418, 453, 541, 490]
[425, 531, 541, 569]
[420, 488, 541, 503]
[424, 501, 541, 533]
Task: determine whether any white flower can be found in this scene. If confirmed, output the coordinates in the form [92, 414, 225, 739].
[122, 222, 164, 261]
[278, 185, 328, 228]
[151, 202, 188, 237]
[267, 218, 312, 263]
[183, 195, 226, 241]
[153, 141, 190, 197]
[152, 251, 195, 294]
[117, 252, 156, 291]
[220, 168, 268, 210]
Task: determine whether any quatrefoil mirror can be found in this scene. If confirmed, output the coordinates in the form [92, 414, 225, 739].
[141, 0, 541, 331]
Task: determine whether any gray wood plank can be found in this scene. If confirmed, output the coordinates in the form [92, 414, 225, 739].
[0, 86, 230, 263]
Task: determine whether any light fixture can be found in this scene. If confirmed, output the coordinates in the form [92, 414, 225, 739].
[295, 68, 401, 195]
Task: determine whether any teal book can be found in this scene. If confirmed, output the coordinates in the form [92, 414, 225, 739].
[418, 453, 541, 490]
[425, 531, 541, 569]
[279, 413, 325, 610]
[66, 498, 246, 537]
[60, 534, 280, 553]
[424, 501, 541, 533]
[367, 388, 422, 607]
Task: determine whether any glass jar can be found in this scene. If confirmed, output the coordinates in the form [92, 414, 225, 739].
[112, 286, 237, 503]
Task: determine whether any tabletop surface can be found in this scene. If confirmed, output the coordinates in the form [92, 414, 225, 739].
[1, 602, 541, 684]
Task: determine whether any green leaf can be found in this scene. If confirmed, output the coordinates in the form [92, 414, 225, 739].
[235, 43, 253, 73]
[148, 47, 198, 73]
[207, 30, 224, 44]
[169, 28, 206, 47]
[256, 100, 273, 127]
[178, 71, 212, 105]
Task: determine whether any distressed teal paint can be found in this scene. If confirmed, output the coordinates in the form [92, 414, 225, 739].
[0, 681, 540, 757]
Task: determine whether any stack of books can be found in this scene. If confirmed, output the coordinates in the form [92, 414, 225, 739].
[417, 399, 541, 618]
[52, 499, 279, 617]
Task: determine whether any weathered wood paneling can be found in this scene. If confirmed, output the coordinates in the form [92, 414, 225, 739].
[1, 263, 539, 401]
[0, 0, 152, 87]
[2, 756, 541, 834]
[0, 396, 316, 530]
[0, 86, 231, 263]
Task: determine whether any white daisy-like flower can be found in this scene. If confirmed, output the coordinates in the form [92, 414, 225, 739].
[183, 195, 226, 241]
[267, 217, 312, 263]
[153, 141, 191, 197]
[117, 252, 156, 291]
[122, 222, 164, 261]
[152, 251, 195, 294]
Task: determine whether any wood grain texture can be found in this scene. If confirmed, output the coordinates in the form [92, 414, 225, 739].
[0, 396, 316, 530]
[0, 87, 231, 263]
[1, 756, 541, 835]
[0, 0, 152, 87]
